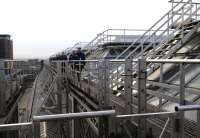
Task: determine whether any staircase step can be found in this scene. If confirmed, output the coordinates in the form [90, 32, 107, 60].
[168, 37, 181, 43]
[184, 20, 200, 27]
[183, 25, 195, 30]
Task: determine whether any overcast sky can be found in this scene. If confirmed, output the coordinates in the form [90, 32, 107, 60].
[0, 0, 171, 59]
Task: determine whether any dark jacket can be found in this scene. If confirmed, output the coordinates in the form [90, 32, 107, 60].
[69, 53, 79, 62]
[77, 52, 85, 60]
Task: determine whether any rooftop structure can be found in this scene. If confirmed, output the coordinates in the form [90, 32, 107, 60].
[2, 0, 200, 138]
[0, 34, 13, 60]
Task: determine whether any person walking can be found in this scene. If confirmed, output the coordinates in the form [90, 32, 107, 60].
[76, 47, 86, 81]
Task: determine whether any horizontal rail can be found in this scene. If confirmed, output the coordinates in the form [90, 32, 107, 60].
[106, 29, 166, 32]
[169, 0, 200, 5]
[175, 105, 200, 111]
[52, 59, 200, 64]
[33, 110, 116, 122]
[116, 112, 177, 119]
[147, 59, 200, 63]
[0, 122, 32, 131]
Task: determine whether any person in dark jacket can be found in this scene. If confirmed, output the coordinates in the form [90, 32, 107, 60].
[76, 47, 85, 70]
[69, 50, 79, 70]
[76, 47, 86, 81]
[77, 47, 85, 60]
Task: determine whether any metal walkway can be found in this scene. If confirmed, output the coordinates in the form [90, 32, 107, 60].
[2, 0, 200, 138]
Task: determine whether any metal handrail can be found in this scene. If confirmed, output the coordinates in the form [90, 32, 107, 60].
[116, 0, 195, 59]
[84, 29, 166, 56]
[33, 110, 115, 122]
[131, 10, 199, 63]
[51, 58, 200, 63]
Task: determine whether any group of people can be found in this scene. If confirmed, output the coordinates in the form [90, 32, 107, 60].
[69, 47, 85, 62]
[69, 47, 86, 81]
[49, 47, 86, 81]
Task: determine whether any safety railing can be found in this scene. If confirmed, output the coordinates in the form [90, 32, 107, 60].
[0, 110, 115, 138]
[2, 59, 200, 137]
[50, 58, 200, 138]
[84, 29, 166, 57]
[1, 103, 200, 138]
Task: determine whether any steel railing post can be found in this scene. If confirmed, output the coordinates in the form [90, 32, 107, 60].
[197, 110, 200, 138]
[32, 122, 40, 138]
[159, 63, 163, 108]
[98, 59, 110, 107]
[137, 58, 147, 138]
[179, 63, 185, 137]
[172, 63, 185, 138]
[98, 59, 111, 138]
[87, 62, 91, 94]
[56, 62, 63, 113]
[124, 59, 132, 114]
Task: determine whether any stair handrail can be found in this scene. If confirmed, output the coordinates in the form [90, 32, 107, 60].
[124, 3, 194, 59]
[85, 29, 165, 57]
[116, 0, 192, 59]
[131, 5, 199, 60]
[85, 29, 109, 55]
[146, 6, 200, 60]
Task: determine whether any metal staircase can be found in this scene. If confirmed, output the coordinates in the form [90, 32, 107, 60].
[107, 0, 200, 105]
[116, 0, 200, 60]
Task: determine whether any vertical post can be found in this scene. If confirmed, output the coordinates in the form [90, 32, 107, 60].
[172, 63, 185, 138]
[71, 96, 75, 138]
[181, 7, 184, 43]
[124, 29, 125, 47]
[167, 13, 170, 41]
[56, 62, 64, 137]
[172, 0, 174, 25]
[180, 63, 185, 105]
[179, 63, 185, 137]
[87, 62, 91, 94]
[124, 59, 132, 114]
[137, 58, 147, 138]
[32, 122, 40, 138]
[56, 62, 62, 113]
[98, 59, 110, 107]
[189, 0, 192, 18]
[73, 98, 80, 138]
[19, 69, 22, 85]
[159, 63, 163, 108]
[196, 4, 198, 20]
[117, 64, 119, 90]
[98, 59, 110, 138]
[64, 79, 70, 138]
[197, 110, 200, 138]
